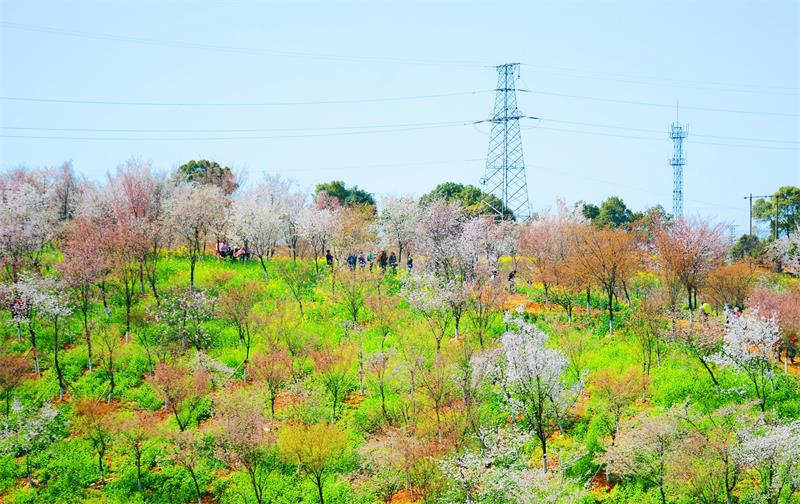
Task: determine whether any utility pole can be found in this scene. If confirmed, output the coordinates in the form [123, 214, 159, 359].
[480, 63, 532, 221]
[745, 193, 753, 236]
[743, 193, 776, 239]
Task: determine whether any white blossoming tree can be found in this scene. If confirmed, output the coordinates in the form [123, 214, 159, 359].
[379, 195, 419, 265]
[229, 178, 286, 282]
[162, 182, 228, 290]
[736, 419, 800, 503]
[0, 401, 59, 487]
[711, 308, 782, 411]
[490, 315, 582, 471]
[0, 178, 59, 282]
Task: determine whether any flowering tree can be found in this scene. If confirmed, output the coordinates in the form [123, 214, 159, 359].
[162, 181, 228, 290]
[229, 179, 286, 282]
[771, 229, 800, 275]
[74, 398, 115, 486]
[438, 427, 529, 504]
[250, 347, 293, 421]
[0, 176, 59, 282]
[50, 161, 81, 221]
[491, 315, 581, 471]
[152, 363, 211, 431]
[570, 226, 640, 333]
[114, 409, 158, 492]
[59, 218, 110, 371]
[166, 428, 208, 504]
[214, 391, 274, 504]
[0, 401, 59, 487]
[654, 218, 727, 320]
[704, 262, 755, 311]
[402, 272, 454, 355]
[109, 160, 166, 298]
[358, 428, 425, 500]
[298, 204, 339, 273]
[16, 275, 72, 396]
[747, 287, 800, 373]
[328, 204, 376, 293]
[286, 197, 309, 265]
[518, 199, 585, 307]
[379, 195, 419, 264]
[673, 404, 754, 504]
[0, 355, 27, 431]
[158, 288, 215, 353]
[711, 308, 782, 411]
[736, 419, 800, 503]
[600, 411, 682, 504]
[415, 198, 464, 277]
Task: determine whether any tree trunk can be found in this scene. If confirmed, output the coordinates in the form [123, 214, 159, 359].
[608, 290, 614, 334]
[586, 287, 591, 316]
[98, 450, 106, 485]
[136, 453, 143, 491]
[29, 323, 40, 376]
[189, 255, 197, 291]
[259, 256, 269, 283]
[188, 467, 202, 504]
[316, 475, 325, 504]
[84, 308, 93, 372]
[100, 281, 111, 318]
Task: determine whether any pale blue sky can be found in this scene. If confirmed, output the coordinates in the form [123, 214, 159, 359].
[1, 0, 798, 234]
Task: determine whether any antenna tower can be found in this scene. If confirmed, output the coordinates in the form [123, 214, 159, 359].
[670, 105, 687, 218]
[481, 63, 531, 220]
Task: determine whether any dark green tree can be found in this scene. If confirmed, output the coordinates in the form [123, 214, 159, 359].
[420, 182, 513, 219]
[177, 159, 238, 195]
[753, 186, 800, 239]
[729, 234, 767, 262]
[578, 201, 600, 221]
[315, 180, 375, 208]
[594, 196, 634, 228]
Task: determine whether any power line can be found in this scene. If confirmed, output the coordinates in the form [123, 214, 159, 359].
[519, 89, 799, 117]
[523, 124, 800, 151]
[0, 120, 466, 134]
[0, 90, 490, 107]
[7, 116, 794, 145]
[278, 158, 485, 173]
[523, 67, 799, 96]
[535, 118, 799, 144]
[520, 63, 798, 92]
[0, 122, 467, 141]
[544, 166, 743, 212]
[6, 21, 795, 95]
[0, 21, 488, 67]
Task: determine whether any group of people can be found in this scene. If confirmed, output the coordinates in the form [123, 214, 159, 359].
[215, 241, 249, 261]
[326, 249, 412, 273]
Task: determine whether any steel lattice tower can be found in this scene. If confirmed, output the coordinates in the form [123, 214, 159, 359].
[669, 112, 687, 218]
[480, 63, 531, 221]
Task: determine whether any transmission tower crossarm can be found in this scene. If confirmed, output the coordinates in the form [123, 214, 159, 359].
[480, 63, 532, 221]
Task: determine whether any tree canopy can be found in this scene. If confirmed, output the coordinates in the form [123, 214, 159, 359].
[753, 185, 800, 239]
[177, 159, 238, 195]
[420, 182, 513, 219]
[314, 180, 375, 208]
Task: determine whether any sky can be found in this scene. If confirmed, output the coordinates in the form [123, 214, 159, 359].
[1, 0, 798, 235]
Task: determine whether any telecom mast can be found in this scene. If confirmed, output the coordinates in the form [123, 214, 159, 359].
[670, 106, 687, 218]
[480, 63, 531, 221]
